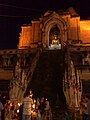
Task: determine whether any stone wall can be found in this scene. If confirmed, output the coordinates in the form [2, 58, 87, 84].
[18, 21, 40, 49]
[18, 25, 32, 48]
[69, 17, 80, 40]
[80, 20, 90, 43]
[32, 21, 40, 43]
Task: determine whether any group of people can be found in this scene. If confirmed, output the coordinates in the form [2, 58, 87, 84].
[0, 91, 52, 120]
[22, 94, 52, 120]
[80, 94, 90, 120]
[0, 91, 74, 120]
[22, 94, 73, 120]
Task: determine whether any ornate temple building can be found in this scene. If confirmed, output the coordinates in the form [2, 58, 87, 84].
[0, 7, 90, 110]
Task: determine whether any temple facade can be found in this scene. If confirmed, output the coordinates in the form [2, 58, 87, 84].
[18, 7, 90, 49]
[0, 7, 90, 110]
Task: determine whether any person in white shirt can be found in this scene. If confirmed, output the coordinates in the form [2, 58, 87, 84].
[22, 94, 33, 120]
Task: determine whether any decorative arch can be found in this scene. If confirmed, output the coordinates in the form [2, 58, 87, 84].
[49, 24, 60, 46]
[41, 16, 68, 48]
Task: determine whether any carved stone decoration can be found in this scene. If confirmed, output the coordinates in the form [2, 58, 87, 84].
[9, 48, 42, 101]
[63, 54, 82, 109]
[2, 55, 10, 68]
[2, 54, 14, 69]
[40, 12, 68, 48]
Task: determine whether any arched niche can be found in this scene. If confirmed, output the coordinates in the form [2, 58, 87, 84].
[41, 17, 67, 49]
[49, 24, 61, 49]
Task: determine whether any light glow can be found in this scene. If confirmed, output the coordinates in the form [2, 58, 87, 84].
[80, 21, 90, 30]
[18, 103, 20, 106]
[17, 109, 19, 113]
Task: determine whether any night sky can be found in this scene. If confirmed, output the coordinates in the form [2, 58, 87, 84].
[0, 0, 90, 49]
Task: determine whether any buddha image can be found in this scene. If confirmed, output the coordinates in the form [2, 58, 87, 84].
[51, 34, 60, 45]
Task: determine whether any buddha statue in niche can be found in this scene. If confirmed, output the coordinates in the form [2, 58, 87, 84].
[51, 34, 60, 45]
[50, 34, 61, 49]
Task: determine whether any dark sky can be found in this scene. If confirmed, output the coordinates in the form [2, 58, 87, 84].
[0, 0, 90, 49]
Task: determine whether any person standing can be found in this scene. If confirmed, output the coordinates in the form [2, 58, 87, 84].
[81, 95, 89, 120]
[0, 100, 4, 120]
[38, 97, 45, 116]
[1, 95, 6, 120]
[85, 97, 90, 120]
[22, 94, 33, 120]
[44, 98, 51, 120]
[36, 110, 41, 120]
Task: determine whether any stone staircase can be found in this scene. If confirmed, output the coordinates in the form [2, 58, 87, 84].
[30, 50, 67, 108]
